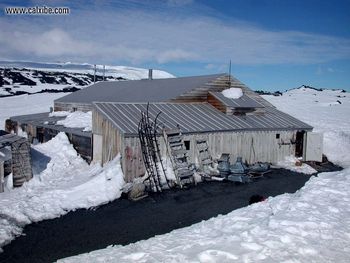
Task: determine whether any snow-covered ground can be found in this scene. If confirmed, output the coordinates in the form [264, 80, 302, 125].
[0, 133, 125, 250]
[59, 87, 350, 263]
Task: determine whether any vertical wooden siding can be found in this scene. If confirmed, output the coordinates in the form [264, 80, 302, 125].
[183, 131, 296, 164]
[54, 102, 92, 112]
[92, 109, 123, 166]
[119, 130, 296, 182]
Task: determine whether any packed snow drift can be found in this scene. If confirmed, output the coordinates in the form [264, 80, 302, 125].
[59, 87, 350, 263]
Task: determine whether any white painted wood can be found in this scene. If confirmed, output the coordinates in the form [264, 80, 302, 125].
[304, 132, 323, 162]
[92, 134, 103, 164]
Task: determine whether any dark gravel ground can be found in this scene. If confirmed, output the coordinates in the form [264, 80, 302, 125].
[0, 166, 341, 263]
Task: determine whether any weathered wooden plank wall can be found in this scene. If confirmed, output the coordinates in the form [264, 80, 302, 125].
[123, 138, 145, 182]
[183, 130, 296, 165]
[54, 102, 92, 112]
[92, 109, 123, 166]
[0, 161, 4, 193]
[118, 130, 296, 182]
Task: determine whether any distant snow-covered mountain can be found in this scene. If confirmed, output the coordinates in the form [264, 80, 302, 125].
[255, 85, 347, 97]
[291, 85, 347, 93]
[0, 61, 174, 97]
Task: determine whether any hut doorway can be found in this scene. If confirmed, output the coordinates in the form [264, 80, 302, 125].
[295, 130, 305, 158]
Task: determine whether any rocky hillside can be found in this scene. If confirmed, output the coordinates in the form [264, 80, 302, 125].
[0, 61, 174, 97]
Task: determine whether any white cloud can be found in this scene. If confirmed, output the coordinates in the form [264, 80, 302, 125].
[0, 22, 92, 58]
[0, 4, 349, 65]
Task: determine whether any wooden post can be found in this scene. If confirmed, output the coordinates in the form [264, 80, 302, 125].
[0, 160, 4, 193]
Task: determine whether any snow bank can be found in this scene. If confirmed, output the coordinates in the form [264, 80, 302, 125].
[56, 111, 92, 132]
[222, 88, 243, 99]
[60, 168, 350, 263]
[0, 133, 125, 250]
[276, 155, 317, 174]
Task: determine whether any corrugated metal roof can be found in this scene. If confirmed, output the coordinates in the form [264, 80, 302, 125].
[209, 91, 264, 108]
[56, 74, 225, 104]
[94, 102, 313, 136]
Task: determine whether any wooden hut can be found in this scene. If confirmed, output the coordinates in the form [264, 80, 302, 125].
[86, 74, 321, 182]
[6, 73, 322, 183]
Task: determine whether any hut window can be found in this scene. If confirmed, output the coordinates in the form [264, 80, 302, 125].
[184, 140, 190, 150]
[276, 133, 280, 139]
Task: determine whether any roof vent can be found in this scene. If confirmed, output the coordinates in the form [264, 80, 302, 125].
[148, 69, 153, 80]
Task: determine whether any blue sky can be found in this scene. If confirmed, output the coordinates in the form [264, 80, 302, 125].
[0, 0, 349, 91]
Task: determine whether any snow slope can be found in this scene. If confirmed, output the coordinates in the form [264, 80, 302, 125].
[59, 88, 350, 263]
[0, 133, 125, 250]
